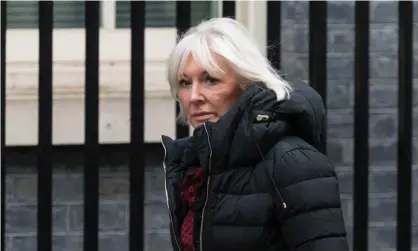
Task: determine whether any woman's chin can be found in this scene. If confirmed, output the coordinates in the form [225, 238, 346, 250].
[190, 121, 205, 129]
[190, 117, 219, 129]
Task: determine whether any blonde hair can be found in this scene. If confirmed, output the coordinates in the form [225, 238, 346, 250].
[166, 17, 292, 124]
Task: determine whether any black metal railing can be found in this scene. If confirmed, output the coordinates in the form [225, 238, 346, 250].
[0, 1, 414, 251]
[353, 2, 370, 251]
[129, 2, 146, 251]
[308, 1, 327, 154]
[397, 2, 413, 251]
[1, 1, 6, 251]
[83, 2, 100, 251]
[37, 2, 53, 251]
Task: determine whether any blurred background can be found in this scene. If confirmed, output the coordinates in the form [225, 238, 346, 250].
[2, 1, 418, 251]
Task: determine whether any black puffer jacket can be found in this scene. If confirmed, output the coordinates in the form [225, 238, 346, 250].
[161, 80, 349, 251]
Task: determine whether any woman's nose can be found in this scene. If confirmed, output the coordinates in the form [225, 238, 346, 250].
[190, 82, 204, 103]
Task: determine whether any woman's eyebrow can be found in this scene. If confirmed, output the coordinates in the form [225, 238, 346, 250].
[181, 70, 210, 78]
[200, 71, 210, 76]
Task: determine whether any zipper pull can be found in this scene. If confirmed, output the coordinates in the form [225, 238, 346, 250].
[256, 114, 269, 122]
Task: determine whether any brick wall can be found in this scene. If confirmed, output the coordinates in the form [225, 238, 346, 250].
[279, 1, 418, 250]
[5, 146, 171, 251]
[5, 1, 418, 251]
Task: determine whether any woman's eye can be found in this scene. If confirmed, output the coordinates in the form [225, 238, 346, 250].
[178, 79, 191, 87]
[205, 76, 219, 84]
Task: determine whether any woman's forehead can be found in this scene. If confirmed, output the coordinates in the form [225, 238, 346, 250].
[178, 53, 229, 78]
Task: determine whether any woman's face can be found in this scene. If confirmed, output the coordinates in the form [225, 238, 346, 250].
[177, 54, 242, 128]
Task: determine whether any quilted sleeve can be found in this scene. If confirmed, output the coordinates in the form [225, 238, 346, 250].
[273, 147, 349, 251]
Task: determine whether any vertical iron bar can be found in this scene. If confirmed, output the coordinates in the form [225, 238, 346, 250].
[175, 1, 191, 139]
[308, 1, 327, 154]
[353, 2, 369, 251]
[129, 2, 145, 251]
[397, 2, 413, 251]
[222, 1, 235, 19]
[37, 1, 53, 251]
[1, 2, 7, 251]
[267, 1, 281, 71]
[83, 2, 100, 251]
[309, 1, 327, 101]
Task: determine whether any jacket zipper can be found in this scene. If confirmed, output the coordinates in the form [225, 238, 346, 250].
[161, 136, 182, 251]
[200, 123, 213, 251]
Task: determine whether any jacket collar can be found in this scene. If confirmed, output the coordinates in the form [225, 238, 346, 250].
[162, 83, 288, 174]
[162, 79, 326, 174]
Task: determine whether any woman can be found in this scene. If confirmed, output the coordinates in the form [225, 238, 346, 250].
[161, 17, 349, 251]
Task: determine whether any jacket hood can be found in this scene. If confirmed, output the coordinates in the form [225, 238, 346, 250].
[275, 78, 326, 152]
[161, 78, 326, 173]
